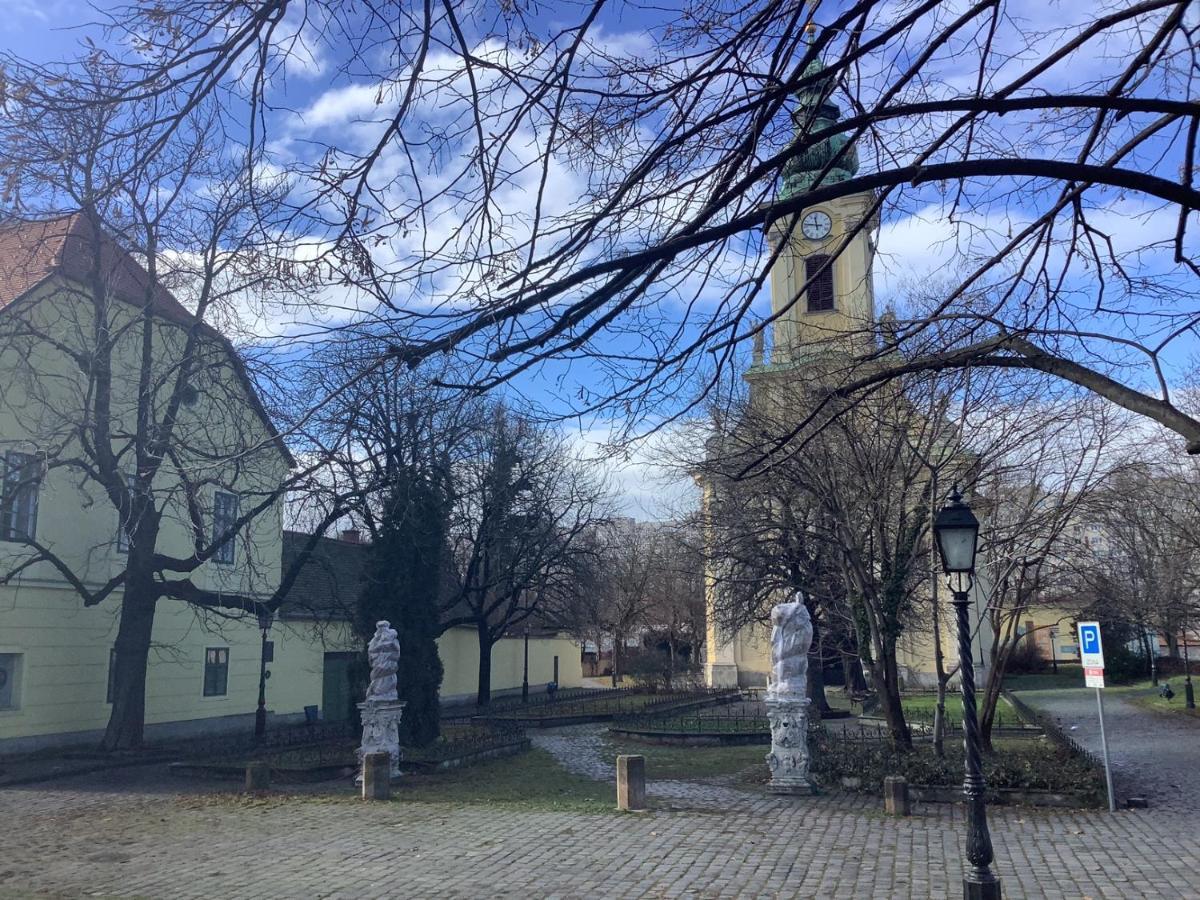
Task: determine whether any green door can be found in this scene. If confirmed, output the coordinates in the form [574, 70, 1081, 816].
[322, 652, 356, 722]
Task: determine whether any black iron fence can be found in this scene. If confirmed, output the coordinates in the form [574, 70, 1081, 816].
[444, 685, 644, 719]
[173, 717, 528, 770]
[615, 709, 769, 734]
[165, 719, 356, 762]
[484, 686, 738, 721]
[1003, 690, 1103, 767]
[406, 721, 528, 764]
[891, 707, 1035, 734]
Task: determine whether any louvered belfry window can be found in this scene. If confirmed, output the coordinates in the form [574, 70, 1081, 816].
[805, 255, 835, 312]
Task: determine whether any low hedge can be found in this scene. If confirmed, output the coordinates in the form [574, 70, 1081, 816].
[810, 732, 1105, 805]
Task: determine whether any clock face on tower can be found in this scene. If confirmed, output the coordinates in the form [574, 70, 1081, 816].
[801, 210, 832, 241]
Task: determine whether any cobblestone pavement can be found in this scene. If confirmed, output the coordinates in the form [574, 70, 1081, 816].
[1014, 686, 1200, 813]
[2, 762, 1199, 899]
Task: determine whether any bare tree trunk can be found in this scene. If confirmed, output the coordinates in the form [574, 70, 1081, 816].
[931, 599, 949, 758]
[476, 621, 493, 708]
[929, 471, 948, 757]
[843, 650, 869, 694]
[872, 645, 911, 751]
[1141, 628, 1158, 684]
[102, 584, 157, 750]
[978, 663, 1004, 754]
[807, 620, 832, 714]
[667, 632, 677, 685]
[1166, 631, 1180, 660]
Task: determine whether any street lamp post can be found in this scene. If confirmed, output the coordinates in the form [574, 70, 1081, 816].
[522, 627, 530, 703]
[1183, 621, 1195, 710]
[255, 608, 274, 741]
[934, 487, 1002, 900]
[1049, 628, 1058, 676]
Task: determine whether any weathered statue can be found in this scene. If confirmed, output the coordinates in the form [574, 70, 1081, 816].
[366, 620, 400, 702]
[765, 593, 815, 793]
[359, 620, 405, 780]
[768, 595, 812, 699]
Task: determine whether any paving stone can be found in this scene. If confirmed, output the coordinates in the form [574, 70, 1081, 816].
[0, 722, 1197, 898]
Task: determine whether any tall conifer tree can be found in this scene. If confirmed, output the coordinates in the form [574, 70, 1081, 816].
[358, 463, 447, 747]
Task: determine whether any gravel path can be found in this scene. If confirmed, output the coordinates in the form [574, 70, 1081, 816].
[1013, 685, 1200, 812]
[530, 724, 763, 809]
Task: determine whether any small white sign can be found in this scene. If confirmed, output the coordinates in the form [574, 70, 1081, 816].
[1084, 666, 1105, 689]
[1078, 621, 1105, 669]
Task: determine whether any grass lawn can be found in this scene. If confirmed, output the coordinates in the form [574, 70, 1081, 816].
[899, 694, 944, 715]
[603, 735, 765, 780]
[1003, 668, 1086, 692]
[1112, 679, 1200, 719]
[392, 748, 615, 813]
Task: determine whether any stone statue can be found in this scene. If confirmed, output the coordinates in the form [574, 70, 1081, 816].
[768, 596, 812, 699]
[764, 593, 815, 793]
[358, 620, 405, 781]
[366, 620, 400, 701]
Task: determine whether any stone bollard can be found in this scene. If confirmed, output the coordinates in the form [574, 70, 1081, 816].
[617, 754, 646, 812]
[362, 751, 392, 801]
[245, 761, 270, 792]
[883, 775, 911, 816]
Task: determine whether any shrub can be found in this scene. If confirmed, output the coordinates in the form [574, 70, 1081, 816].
[621, 647, 696, 690]
[1005, 638, 1048, 675]
[1096, 620, 1149, 683]
[810, 730, 1104, 804]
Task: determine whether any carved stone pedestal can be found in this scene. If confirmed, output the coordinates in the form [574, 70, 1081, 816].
[357, 700, 406, 781]
[765, 695, 814, 794]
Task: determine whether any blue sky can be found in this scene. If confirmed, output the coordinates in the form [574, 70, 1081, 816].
[4, 1, 1198, 516]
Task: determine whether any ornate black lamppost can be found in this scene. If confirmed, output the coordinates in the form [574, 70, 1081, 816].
[522, 627, 530, 703]
[255, 608, 273, 740]
[934, 487, 1002, 900]
[1184, 619, 1195, 710]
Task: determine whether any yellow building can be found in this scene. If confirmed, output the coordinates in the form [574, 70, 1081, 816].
[0, 216, 581, 753]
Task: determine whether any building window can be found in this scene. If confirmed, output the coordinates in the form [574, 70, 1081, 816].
[805, 255, 835, 312]
[203, 647, 229, 697]
[0, 653, 21, 710]
[107, 647, 117, 703]
[212, 491, 239, 565]
[1, 451, 40, 541]
[117, 473, 139, 553]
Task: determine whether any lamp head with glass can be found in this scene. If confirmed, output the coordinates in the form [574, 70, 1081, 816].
[934, 486, 979, 595]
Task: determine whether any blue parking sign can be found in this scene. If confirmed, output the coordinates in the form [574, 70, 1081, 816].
[1078, 621, 1104, 668]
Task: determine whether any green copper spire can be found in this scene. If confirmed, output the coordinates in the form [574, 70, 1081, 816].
[779, 54, 859, 200]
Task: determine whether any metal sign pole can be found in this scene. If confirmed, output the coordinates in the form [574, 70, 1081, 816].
[1078, 622, 1115, 813]
[1095, 687, 1116, 812]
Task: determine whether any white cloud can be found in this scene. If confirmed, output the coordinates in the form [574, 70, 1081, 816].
[570, 424, 697, 521]
[298, 83, 385, 129]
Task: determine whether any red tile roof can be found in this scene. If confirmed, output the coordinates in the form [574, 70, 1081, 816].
[0, 213, 294, 465]
[0, 213, 201, 324]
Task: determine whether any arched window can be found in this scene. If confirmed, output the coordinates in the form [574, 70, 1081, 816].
[805, 255, 835, 312]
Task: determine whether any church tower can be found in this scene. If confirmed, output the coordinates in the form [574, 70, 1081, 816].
[703, 50, 880, 689]
[755, 56, 878, 371]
